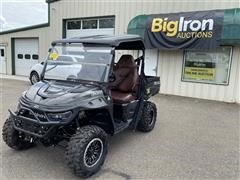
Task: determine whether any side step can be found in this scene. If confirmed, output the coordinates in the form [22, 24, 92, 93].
[114, 119, 132, 134]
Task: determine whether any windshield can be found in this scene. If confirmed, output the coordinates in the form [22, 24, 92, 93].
[43, 43, 113, 82]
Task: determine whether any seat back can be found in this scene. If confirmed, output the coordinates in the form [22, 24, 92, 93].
[113, 55, 138, 92]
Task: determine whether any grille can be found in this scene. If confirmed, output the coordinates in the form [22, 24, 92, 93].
[19, 108, 48, 122]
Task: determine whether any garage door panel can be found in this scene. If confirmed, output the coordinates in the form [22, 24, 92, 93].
[15, 39, 39, 76]
[66, 17, 115, 39]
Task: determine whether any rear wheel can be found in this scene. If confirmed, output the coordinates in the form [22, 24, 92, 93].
[2, 117, 35, 150]
[137, 101, 157, 132]
[65, 125, 108, 178]
[30, 71, 40, 85]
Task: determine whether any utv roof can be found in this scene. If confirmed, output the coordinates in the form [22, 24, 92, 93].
[51, 35, 145, 50]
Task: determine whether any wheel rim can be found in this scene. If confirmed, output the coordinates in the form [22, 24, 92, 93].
[148, 108, 155, 126]
[31, 74, 38, 84]
[83, 138, 103, 168]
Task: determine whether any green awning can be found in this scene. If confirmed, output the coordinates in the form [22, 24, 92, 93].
[221, 8, 240, 44]
[127, 14, 148, 37]
[127, 8, 240, 45]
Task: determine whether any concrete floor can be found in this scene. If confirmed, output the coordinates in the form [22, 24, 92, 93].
[0, 78, 239, 179]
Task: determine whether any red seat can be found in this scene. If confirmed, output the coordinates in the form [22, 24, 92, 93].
[111, 91, 136, 103]
[110, 55, 139, 103]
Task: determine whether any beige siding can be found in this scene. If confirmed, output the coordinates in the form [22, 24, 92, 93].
[234, 49, 240, 103]
[158, 48, 240, 102]
[51, 0, 240, 102]
[49, 0, 239, 40]
[0, 27, 51, 74]
[0, 0, 239, 102]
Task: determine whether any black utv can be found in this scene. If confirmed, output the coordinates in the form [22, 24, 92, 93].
[2, 35, 160, 177]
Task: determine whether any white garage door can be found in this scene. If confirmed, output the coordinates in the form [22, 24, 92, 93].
[0, 46, 6, 74]
[15, 39, 39, 76]
[66, 17, 114, 38]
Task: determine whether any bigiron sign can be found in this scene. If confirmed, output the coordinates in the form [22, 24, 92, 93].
[151, 17, 214, 38]
[144, 10, 224, 50]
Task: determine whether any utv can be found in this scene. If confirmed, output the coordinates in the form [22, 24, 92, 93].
[2, 35, 160, 177]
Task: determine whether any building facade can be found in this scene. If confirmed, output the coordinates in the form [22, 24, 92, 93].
[0, 0, 239, 103]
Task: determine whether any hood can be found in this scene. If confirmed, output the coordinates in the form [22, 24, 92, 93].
[21, 81, 107, 111]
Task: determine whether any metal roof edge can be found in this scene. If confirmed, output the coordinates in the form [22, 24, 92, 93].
[46, 0, 61, 4]
[0, 23, 49, 36]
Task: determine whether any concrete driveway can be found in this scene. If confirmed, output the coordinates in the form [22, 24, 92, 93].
[0, 78, 239, 179]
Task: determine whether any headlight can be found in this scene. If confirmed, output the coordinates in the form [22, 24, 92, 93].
[47, 111, 72, 122]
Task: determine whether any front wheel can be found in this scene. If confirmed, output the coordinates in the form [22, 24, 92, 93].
[65, 125, 108, 178]
[137, 101, 157, 132]
[2, 117, 35, 150]
[30, 71, 40, 85]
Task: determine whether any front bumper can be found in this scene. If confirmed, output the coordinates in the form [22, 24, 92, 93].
[10, 110, 59, 138]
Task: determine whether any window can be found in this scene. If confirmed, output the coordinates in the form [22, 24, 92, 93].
[182, 47, 232, 85]
[25, 54, 31, 59]
[65, 17, 115, 32]
[17, 54, 23, 59]
[32, 54, 39, 60]
[67, 20, 81, 29]
[82, 19, 97, 29]
[99, 18, 114, 28]
[0, 49, 4, 57]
